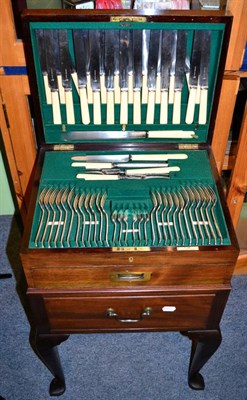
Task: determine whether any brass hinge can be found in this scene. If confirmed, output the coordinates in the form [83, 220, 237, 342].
[178, 144, 199, 150]
[53, 144, 75, 151]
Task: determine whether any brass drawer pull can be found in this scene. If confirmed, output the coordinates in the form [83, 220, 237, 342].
[106, 307, 153, 323]
[110, 272, 151, 282]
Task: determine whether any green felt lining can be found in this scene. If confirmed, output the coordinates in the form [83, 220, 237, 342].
[28, 149, 231, 248]
[30, 21, 225, 144]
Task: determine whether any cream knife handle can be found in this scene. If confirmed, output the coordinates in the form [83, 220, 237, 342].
[120, 90, 128, 125]
[133, 90, 141, 124]
[172, 90, 182, 124]
[87, 75, 93, 104]
[199, 89, 208, 124]
[57, 75, 65, 104]
[43, 75, 52, 104]
[114, 75, 121, 104]
[142, 74, 148, 104]
[126, 166, 180, 175]
[160, 90, 168, 124]
[128, 74, 134, 104]
[185, 87, 197, 124]
[100, 74, 107, 104]
[131, 154, 188, 161]
[107, 90, 115, 125]
[155, 74, 161, 104]
[76, 174, 118, 181]
[169, 75, 175, 104]
[93, 91, 101, 125]
[65, 90, 75, 124]
[51, 91, 61, 125]
[71, 72, 79, 95]
[146, 90, 156, 124]
[79, 87, 90, 125]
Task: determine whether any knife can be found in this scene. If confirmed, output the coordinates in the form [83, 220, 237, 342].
[89, 30, 101, 124]
[119, 30, 130, 125]
[59, 29, 75, 124]
[146, 30, 160, 124]
[44, 29, 62, 124]
[185, 30, 202, 124]
[73, 29, 90, 125]
[62, 130, 195, 141]
[105, 30, 115, 124]
[155, 31, 162, 104]
[128, 30, 134, 104]
[172, 30, 187, 124]
[133, 29, 143, 124]
[198, 30, 211, 124]
[71, 162, 168, 168]
[99, 30, 107, 104]
[71, 153, 188, 162]
[160, 30, 173, 124]
[35, 29, 51, 104]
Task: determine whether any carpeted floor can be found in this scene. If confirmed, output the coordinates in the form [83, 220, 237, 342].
[0, 215, 246, 400]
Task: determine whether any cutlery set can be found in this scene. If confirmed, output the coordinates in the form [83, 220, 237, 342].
[36, 28, 211, 127]
[33, 184, 223, 248]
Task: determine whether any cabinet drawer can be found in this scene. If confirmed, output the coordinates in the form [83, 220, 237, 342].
[30, 264, 231, 289]
[43, 292, 216, 333]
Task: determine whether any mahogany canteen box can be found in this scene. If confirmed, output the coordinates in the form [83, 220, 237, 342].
[20, 9, 239, 396]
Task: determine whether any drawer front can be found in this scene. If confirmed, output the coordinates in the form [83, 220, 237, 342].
[43, 293, 216, 333]
[30, 264, 231, 289]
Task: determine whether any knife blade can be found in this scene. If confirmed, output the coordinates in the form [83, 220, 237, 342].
[160, 30, 174, 124]
[89, 30, 101, 124]
[44, 29, 62, 124]
[146, 30, 161, 124]
[199, 30, 211, 124]
[119, 30, 130, 125]
[168, 30, 177, 104]
[142, 29, 150, 104]
[133, 29, 143, 124]
[105, 29, 115, 124]
[58, 29, 75, 124]
[114, 30, 121, 104]
[35, 29, 51, 104]
[62, 130, 147, 141]
[185, 30, 202, 124]
[172, 30, 187, 124]
[71, 154, 130, 162]
[73, 29, 90, 125]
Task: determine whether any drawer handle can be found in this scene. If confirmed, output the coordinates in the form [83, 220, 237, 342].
[106, 307, 153, 323]
[110, 272, 151, 282]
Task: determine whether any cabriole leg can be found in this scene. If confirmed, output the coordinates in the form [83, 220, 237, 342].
[181, 329, 222, 390]
[32, 330, 69, 396]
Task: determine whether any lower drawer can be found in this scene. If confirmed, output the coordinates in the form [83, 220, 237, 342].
[41, 292, 218, 333]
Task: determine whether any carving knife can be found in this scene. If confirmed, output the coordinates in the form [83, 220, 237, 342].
[35, 29, 51, 104]
[133, 29, 143, 124]
[199, 30, 211, 125]
[71, 162, 168, 168]
[119, 30, 130, 125]
[160, 30, 173, 124]
[89, 30, 101, 124]
[58, 29, 75, 124]
[105, 29, 115, 124]
[142, 30, 150, 104]
[168, 30, 177, 104]
[185, 30, 202, 124]
[62, 130, 195, 140]
[73, 29, 90, 125]
[172, 30, 187, 124]
[44, 29, 62, 124]
[71, 153, 188, 162]
[114, 30, 121, 104]
[146, 30, 160, 124]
